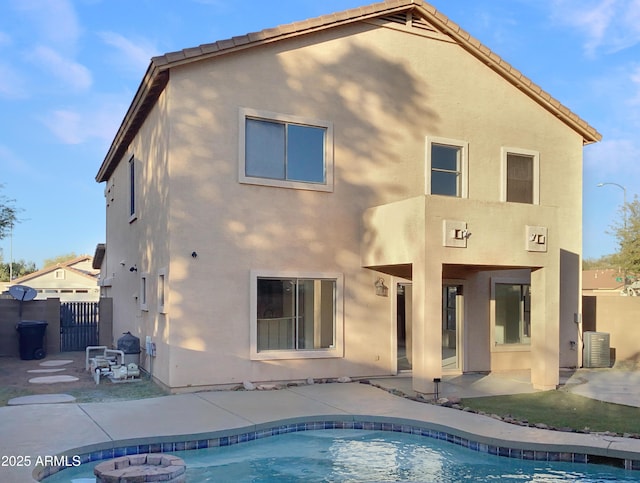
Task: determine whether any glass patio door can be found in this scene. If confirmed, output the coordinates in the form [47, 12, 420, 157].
[442, 284, 463, 371]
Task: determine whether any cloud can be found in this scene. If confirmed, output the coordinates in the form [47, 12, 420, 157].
[629, 64, 640, 105]
[10, 0, 80, 49]
[40, 96, 128, 146]
[98, 31, 158, 74]
[0, 62, 28, 99]
[550, 0, 640, 56]
[30, 46, 92, 91]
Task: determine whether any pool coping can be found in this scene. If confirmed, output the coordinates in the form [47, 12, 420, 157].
[36, 413, 640, 480]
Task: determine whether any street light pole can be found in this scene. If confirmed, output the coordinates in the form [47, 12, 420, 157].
[597, 182, 628, 290]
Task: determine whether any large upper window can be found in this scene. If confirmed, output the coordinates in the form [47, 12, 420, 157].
[426, 137, 468, 197]
[494, 282, 531, 346]
[239, 108, 333, 192]
[250, 270, 343, 360]
[501, 148, 539, 204]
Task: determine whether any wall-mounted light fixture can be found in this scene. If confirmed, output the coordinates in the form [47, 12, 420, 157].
[375, 277, 388, 297]
[191, 251, 198, 258]
[129, 265, 137, 272]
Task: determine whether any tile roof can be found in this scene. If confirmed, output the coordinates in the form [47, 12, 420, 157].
[582, 269, 625, 291]
[9, 255, 98, 285]
[96, 0, 601, 183]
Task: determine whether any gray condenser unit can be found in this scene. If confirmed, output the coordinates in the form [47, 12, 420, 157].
[583, 331, 610, 368]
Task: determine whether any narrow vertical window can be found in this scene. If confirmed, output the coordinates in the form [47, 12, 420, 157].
[128, 156, 136, 218]
[501, 148, 539, 204]
[140, 273, 148, 311]
[426, 137, 468, 198]
[158, 268, 167, 314]
[506, 154, 533, 203]
[431, 144, 462, 196]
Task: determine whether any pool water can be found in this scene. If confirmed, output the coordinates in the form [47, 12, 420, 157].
[47, 429, 640, 482]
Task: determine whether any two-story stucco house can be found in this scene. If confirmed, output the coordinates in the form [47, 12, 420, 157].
[95, 0, 600, 393]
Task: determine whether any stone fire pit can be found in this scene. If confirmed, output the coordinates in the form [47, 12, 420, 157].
[94, 453, 186, 482]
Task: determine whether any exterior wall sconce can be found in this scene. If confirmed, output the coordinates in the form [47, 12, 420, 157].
[129, 265, 137, 272]
[191, 251, 198, 258]
[375, 277, 388, 297]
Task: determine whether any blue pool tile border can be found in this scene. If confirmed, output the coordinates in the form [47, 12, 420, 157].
[37, 419, 640, 480]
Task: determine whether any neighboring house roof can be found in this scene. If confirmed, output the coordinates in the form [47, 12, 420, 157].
[10, 255, 99, 286]
[95, 0, 601, 184]
[582, 269, 625, 292]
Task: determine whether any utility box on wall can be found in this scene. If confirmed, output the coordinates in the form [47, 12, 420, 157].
[583, 331, 610, 368]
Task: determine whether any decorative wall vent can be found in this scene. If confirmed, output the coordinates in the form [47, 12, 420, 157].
[379, 10, 436, 32]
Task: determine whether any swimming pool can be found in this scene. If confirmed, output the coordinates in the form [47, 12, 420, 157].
[44, 428, 640, 482]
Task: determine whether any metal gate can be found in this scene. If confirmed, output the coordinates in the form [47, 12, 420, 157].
[60, 302, 99, 351]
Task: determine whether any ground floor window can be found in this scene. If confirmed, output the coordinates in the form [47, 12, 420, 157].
[250, 271, 343, 360]
[494, 282, 531, 346]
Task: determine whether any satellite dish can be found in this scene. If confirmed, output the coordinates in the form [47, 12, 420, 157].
[9, 285, 37, 302]
[9, 285, 37, 318]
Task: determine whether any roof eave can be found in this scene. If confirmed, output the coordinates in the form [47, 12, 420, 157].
[96, 0, 601, 184]
[411, 3, 602, 144]
[96, 64, 169, 183]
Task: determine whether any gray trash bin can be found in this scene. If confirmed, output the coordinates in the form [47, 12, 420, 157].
[16, 320, 48, 360]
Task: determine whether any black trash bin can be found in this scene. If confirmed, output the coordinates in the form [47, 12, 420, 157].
[16, 320, 48, 360]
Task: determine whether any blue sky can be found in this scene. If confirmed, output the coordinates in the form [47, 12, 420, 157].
[0, 0, 638, 268]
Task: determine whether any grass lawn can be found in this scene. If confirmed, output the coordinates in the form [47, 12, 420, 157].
[0, 378, 167, 406]
[461, 390, 640, 434]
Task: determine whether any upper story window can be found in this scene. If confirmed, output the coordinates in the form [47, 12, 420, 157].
[501, 148, 539, 204]
[239, 108, 333, 192]
[128, 155, 137, 221]
[426, 137, 468, 197]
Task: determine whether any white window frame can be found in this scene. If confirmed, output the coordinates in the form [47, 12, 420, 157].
[500, 147, 540, 205]
[249, 270, 344, 360]
[140, 272, 149, 312]
[238, 108, 334, 192]
[158, 267, 167, 314]
[425, 136, 469, 198]
[490, 276, 531, 351]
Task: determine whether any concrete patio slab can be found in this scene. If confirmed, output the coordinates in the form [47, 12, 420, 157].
[79, 393, 255, 441]
[39, 360, 74, 367]
[196, 387, 348, 424]
[8, 394, 76, 405]
[27, 368, 66, 374]
[563, 369, 640, 407]
[28, 375, 79, 384]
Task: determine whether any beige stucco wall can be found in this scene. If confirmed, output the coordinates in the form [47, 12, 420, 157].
[101, 20, 584, 390]
[583, 296, 640, 363]
[101, 89, 171, 383]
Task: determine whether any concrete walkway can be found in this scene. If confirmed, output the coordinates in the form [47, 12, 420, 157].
[2, 370, 640, 482]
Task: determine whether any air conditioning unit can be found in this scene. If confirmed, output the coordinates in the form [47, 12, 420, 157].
[583, 331, 610, 368]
